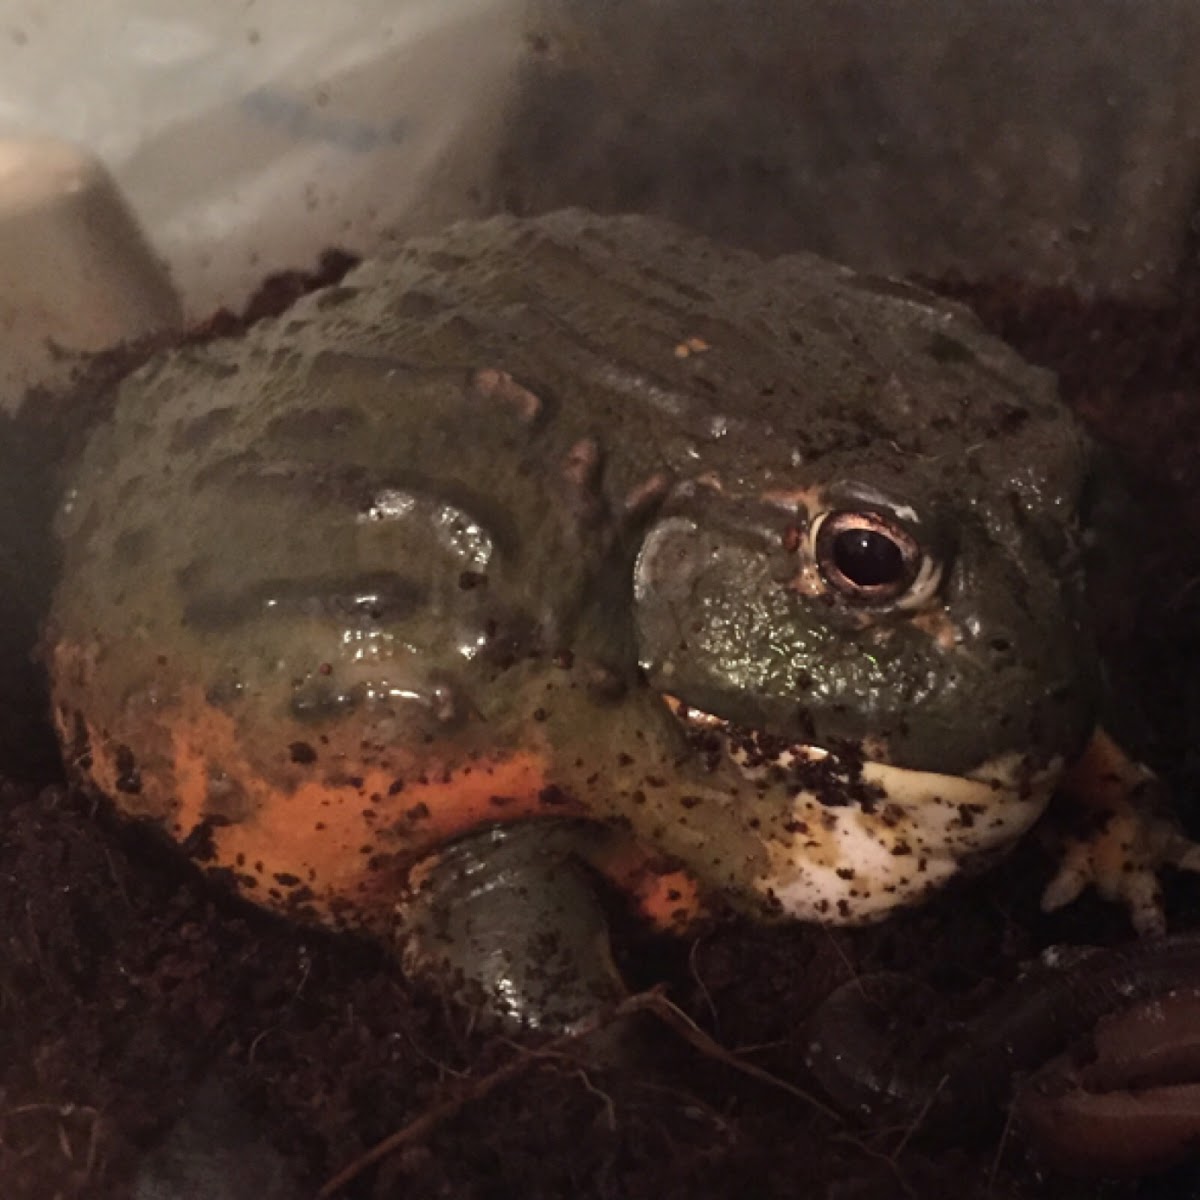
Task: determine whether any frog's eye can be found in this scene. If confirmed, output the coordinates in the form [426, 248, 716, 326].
[812, 510, 936, 606]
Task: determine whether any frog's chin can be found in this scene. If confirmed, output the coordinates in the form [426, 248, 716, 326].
[756, 748, 1062, 923]
[663, 696, 1063, 924]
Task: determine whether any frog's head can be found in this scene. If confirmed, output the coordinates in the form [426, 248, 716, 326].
[628, 346, 1098, 921]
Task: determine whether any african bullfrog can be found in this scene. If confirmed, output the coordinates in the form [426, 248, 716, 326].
[45, 210, 1199, 1030]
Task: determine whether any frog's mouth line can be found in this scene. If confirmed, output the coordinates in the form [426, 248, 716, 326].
[661, 693, 1063, 922]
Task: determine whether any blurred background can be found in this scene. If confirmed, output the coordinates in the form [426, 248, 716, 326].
[3, 0, 1198, 329]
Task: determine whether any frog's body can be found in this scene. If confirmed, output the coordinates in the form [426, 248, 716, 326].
[45, 212, 1169, 1026]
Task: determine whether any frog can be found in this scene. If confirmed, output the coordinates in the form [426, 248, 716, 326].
[44, 209, 1200, 1032]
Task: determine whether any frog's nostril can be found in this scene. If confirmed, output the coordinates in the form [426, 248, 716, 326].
[990, 637, 1013, 654]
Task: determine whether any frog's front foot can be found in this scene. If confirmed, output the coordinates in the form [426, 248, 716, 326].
[400, 821, 629, 1034]
[1042, 729, 1200, 936]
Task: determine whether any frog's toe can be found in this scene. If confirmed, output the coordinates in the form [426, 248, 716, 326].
[1123, 872, 1169, 938]
[1046, 859, 1166, 940]
[1039, 847, 1092, 914]
[1042, 853, 1165, 937]
[1040, 807, 1200, 937]
[400, 821, 628, 1034]
[1045, 728, 1200, 934]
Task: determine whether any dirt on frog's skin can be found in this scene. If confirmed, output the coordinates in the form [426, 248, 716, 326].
[6, 260, 1200, 1200]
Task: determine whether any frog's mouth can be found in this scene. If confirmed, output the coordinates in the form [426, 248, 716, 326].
[661, 694, 1063, 922]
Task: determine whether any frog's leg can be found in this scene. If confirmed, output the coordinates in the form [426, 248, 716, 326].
[586, 838, 705, 937]
[401, 821, 642, 1032]
[1042, 728, 1200, 935]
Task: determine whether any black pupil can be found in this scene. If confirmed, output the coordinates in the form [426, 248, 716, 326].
[832, 528, 905, 588]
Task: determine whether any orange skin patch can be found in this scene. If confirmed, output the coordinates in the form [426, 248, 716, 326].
[170, 703, 558, 925]
[61, 672, 704, 936]
[588, 840, 705, 933]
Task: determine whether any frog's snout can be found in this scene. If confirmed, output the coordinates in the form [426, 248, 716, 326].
[661, 693, 1061, 923]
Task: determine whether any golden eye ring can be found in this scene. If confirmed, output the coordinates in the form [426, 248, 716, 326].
[811, 510, 936, 607]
